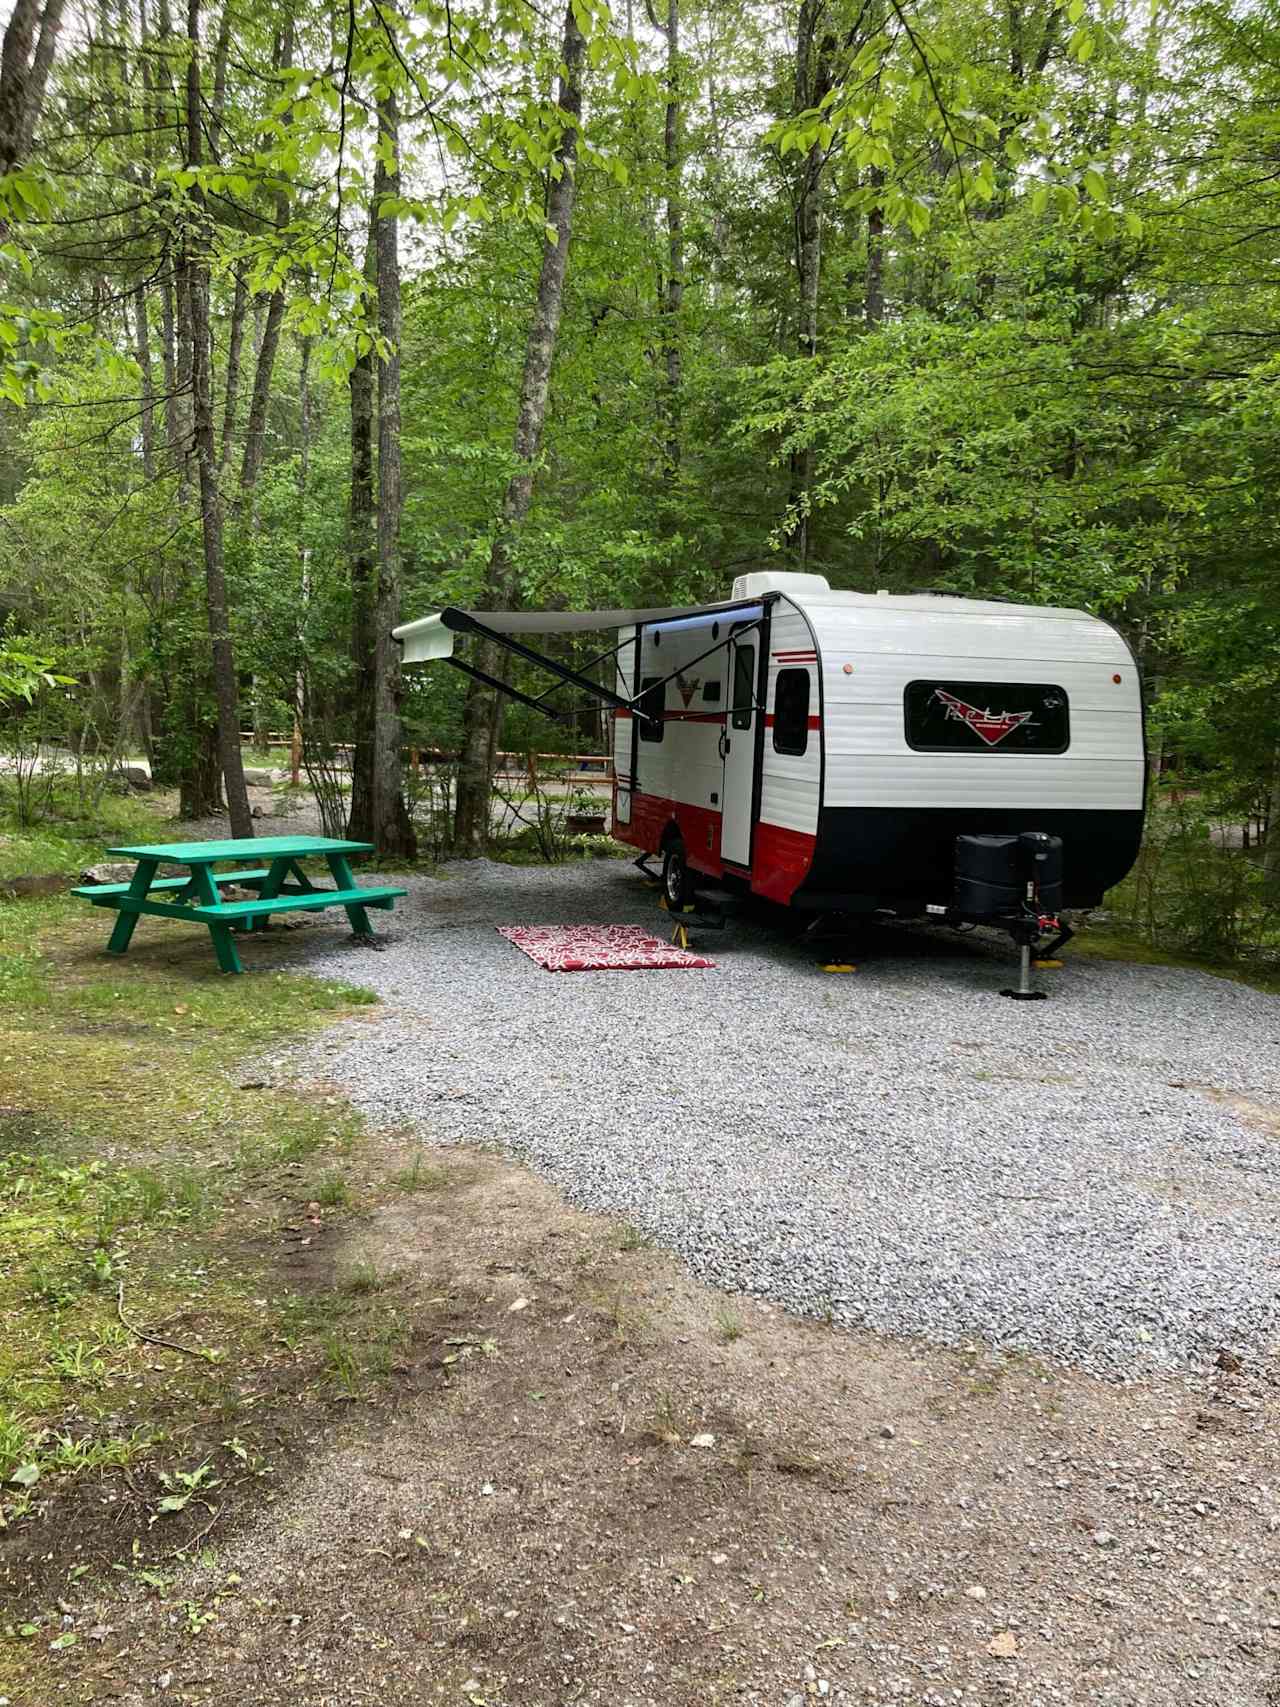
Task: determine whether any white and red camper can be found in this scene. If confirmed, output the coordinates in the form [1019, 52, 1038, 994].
[394, 571, 1145, 970]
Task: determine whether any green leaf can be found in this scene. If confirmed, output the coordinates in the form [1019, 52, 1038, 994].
[9, 1462, 40, 1487]
[1082, 166, 1108, 203]
[1124, 208, 1143, 237]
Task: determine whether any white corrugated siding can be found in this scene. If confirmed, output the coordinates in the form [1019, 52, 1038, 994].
[759, 602, 821, 836]
[799, 595, 1143, 813]
[612, 627, 635, 820]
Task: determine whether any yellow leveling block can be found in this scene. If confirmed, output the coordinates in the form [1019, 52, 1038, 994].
[819, 962, 858, 973]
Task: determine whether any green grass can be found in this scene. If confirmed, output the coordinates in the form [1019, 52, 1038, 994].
[1067, 922, 1280, 996]
[0, 800, 402, 1697]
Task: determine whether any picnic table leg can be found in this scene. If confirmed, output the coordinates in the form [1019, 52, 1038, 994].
[207, 922, 244, 975]
[190, 865, 245, 972]
[324, 852, 373, 939]
[247, 856, 294, 931]
[105, 858, 159, 956]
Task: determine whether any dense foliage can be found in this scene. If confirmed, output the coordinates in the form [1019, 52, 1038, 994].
[0, 0, 1277, 950]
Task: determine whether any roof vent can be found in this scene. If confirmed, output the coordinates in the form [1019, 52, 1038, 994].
[730, 571, 831, 600]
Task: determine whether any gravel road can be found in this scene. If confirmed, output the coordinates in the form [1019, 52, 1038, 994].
[259, 858, 1280, 1379]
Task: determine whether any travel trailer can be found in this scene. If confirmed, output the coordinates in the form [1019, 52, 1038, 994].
[394, 571, 1145, 989]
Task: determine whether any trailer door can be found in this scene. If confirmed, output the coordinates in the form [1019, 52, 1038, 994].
[721, 627, 759, 865]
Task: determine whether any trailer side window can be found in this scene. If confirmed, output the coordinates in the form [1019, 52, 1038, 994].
[904, 680, 1070, 753]
[772, 669, 811, 756]
[638, 675, 665, 742]
[731, 647, 755, 731]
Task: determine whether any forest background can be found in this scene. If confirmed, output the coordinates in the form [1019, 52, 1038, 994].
[0, 0, 1277, 963]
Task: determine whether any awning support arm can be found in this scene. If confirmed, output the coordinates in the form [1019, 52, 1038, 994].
[444, 611, 635, 714]
[528, 630, 638, 709]
[442, 655, 576, 722]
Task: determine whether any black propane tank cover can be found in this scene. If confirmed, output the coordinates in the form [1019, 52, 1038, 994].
[954, 832, 1021, 918]
[1019, 830, 1065, 911]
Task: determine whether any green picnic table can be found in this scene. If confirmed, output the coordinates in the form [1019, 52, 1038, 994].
[71, 836, 407, 975]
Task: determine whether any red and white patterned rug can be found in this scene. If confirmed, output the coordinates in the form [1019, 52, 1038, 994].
[496, 924, 715, 972]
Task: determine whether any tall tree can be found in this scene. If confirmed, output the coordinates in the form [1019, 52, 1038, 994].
[0, 0, 66, 178]
[452, 0, 586, 853]
[182, 0, 251, 838]
[348, 92, 416, 857]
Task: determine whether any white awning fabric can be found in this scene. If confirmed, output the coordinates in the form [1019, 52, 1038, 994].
[392, 599, 754, 665]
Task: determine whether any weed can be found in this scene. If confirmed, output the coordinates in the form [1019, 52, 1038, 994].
[313, 1171, 351, 1208]
[340, 1260, 394, 1296]
[613, 1222, 650, 1252]
[323, 1334, 362, 1398]
[714, 1307, 744, 1344]
[155, 1461, 219, 1515]
[47, 1337, 106, 1385]
[392, 1152, 449, 1193]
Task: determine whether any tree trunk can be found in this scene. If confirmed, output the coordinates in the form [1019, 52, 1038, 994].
[784, 10, 832, 563]
[133, 284, 156, 481]
[659, 0, 683, 474]
[371, 92, 416, 858]
[1264, 743, 1280, 882]
[237, 20, 293, 511]
[0, 0, 66, 178]
[347, 94, 415, 856]
[218, 260, 248, 475]
[452, 1, 585, 854]
[347, 213, 377, 842]
[865, 162, 886, 329]
[183, 0, 251, 839]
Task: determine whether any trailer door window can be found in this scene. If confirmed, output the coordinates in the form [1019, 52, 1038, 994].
[730, 646, 755, 731]
[905, 680, 1070, 753]
[772, 669, 811, 755]
[638, 675, 665, 742]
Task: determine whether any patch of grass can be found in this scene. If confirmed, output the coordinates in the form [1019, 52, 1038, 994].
[313, 1171, 352, 1208]
[714, 1307, 744, 1344]
[1069, 923, 1280, 996]
[0, 816, 394, 1688]
[339, 1259, 396, 1296]
[391, 1152, 451, 1193]
[612, 1222, 651, 1252]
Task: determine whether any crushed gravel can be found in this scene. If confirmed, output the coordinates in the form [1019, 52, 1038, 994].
[256, 858, 1280, 1380]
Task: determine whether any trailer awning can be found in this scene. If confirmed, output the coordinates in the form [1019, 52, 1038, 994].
[391, 598, 768, 727]
[392, 600, 752, 665]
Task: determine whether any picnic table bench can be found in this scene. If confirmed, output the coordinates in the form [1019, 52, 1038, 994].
[72, 836, 406, 975]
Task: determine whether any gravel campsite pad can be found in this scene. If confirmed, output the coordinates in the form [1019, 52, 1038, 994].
[260, 860, 1280, 1379]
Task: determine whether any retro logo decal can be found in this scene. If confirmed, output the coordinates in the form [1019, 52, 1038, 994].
[932, 688, 1034, 748]
[675, 672, 701, 709]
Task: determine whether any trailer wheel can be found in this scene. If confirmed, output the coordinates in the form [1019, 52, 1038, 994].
[662, 842, 694, 911]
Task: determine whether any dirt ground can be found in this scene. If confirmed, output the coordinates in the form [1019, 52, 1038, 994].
[53, 1125, 1280, 1707]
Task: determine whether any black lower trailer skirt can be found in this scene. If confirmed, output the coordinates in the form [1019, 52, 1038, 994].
[793, 805, 1143, 912]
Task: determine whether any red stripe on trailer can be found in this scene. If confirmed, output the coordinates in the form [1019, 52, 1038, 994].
[611, 789, 818, 904]
[772, 650, 817, 660]
[763, 715, 821, 731]
[614, 791, 726, 878]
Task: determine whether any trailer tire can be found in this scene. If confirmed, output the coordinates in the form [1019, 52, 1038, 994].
[662, 842, 694, 911]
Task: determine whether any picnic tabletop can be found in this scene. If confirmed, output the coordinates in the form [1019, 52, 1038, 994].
[106, 835, 375, 862]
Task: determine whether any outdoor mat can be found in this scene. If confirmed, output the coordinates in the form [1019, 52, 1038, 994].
[496, 924, 715, 972]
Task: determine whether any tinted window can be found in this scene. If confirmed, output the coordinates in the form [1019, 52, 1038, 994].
[731, 645, 755, 731]
[773, 669, 811, 756]
[905, 680, 1070, 753]
[638, 675, 665, 742]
